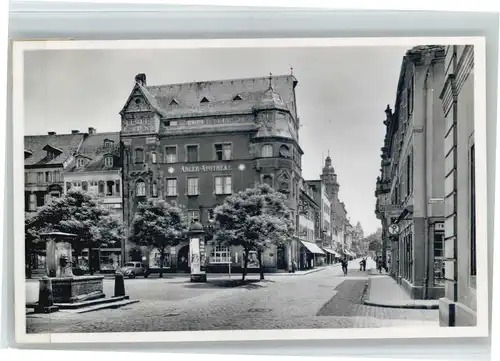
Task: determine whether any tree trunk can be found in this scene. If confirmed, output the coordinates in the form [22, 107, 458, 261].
[257, 249, 264, 280]
[159, 249, 164, 278]
[25, 251, 32, 279]
[242, 250, 249, 282]
[88, 239, 94, 275]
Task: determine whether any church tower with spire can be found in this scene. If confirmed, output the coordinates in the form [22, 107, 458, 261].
[321, 152, 339, 202]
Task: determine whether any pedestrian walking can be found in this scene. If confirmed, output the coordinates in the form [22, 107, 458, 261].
[377, 259, 383, 274]
[341, 257, 348, 276]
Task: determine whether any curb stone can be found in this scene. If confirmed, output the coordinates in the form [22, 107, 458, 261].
[364, 277, 439, 310]
[362, 299, 439, 310]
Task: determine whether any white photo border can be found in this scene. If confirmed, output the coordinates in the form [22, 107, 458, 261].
[12, 36, 489, 344]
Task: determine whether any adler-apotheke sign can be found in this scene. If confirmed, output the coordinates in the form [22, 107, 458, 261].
[181, 164, 232, 173]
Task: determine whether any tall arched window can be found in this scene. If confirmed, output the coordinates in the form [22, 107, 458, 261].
[262, 144, 273, 157]
[136, 180, 146, 197]
[151, 152, 157, 164]
[135, 148, 144, 163]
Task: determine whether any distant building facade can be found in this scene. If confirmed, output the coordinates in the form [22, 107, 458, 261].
[63, 129, 125, 272]
[24, 131, 86, 215]
[375, 45, 446, 300]
[24, 130, 87, 273]
[120, 73, 303, 273]
[438, 45, 477, 326]
[298, 181, 323, 268]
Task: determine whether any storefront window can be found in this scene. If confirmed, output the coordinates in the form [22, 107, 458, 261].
[99, 251, 121, 271]
[210, 246, 231, 263]
[150, 252, 171, 268]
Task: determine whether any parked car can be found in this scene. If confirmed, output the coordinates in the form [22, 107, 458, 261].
[116, 262, 149, 279]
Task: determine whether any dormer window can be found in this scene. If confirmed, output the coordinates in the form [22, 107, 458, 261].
[200, 97, 209, 103]
[24, 150, 33, 159]
[104, 156, 113, 167]
[104, 139, 114, 148]
[169, 99, 179, 106]
[233, 94, 242, 101]
[43, 144, 63, 161]
[76, 158, 85, 168]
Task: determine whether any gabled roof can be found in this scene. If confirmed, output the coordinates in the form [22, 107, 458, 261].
[73, 153, 93, 161]
[24, 133, 86, 167]
[125, 74, 297, 119]
[120, 83, 165, 116]
[65, 132, 121, 173]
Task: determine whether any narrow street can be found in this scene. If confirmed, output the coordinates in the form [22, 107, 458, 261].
[26, 260, 438, 333]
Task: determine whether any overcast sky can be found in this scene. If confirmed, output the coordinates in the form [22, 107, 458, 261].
[24, 46, 407, 235]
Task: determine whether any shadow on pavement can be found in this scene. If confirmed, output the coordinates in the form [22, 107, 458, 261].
[183, 279, 271, 290]
[316, 279, 368, 317]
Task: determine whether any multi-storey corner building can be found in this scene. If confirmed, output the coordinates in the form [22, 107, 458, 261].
[24, 131, 86, 214]
[438, 45, 477, 327]
[120, 73, 303, 273]
[62, 129, 125, 272]
[375, 45, 447, 300]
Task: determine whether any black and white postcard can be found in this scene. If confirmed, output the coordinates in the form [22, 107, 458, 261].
[12, 37, 489, 344]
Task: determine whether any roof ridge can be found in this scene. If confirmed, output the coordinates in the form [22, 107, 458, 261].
[146, 74, 295, 89]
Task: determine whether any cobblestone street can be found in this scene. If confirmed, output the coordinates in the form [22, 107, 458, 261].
[26, 261, 439, 333]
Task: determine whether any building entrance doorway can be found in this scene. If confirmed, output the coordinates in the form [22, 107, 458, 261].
[177, 245, 190, 272]
[277, 244, 286, 270]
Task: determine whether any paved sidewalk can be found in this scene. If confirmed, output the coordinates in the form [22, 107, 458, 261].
[271, 263, 341, 276]
[364, 272, 439, 309]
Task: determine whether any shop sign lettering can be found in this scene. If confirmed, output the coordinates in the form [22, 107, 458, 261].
[181, 164, 232, 173]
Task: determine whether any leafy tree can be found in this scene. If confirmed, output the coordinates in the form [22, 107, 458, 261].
[26, 188, 125, 275]
[25, 213, 44, 278]
[129, 199, 187, 278]
[213, 184, 294, 281]
[368, 240, 382, 253]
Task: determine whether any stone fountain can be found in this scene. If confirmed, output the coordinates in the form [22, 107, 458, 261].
[36, 232, 105, 312]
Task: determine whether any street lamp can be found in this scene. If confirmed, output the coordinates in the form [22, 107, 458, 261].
[238, 163, 246, 190]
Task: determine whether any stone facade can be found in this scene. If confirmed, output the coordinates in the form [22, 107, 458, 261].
[375, 45, 447, 300]
[438, 45, 477, 326]
[121, 73, 303, 273]
[298, 182, 322, 268]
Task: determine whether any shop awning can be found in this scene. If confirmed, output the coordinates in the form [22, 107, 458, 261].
[344, 250, 355, 257]
[301, 240, 326, 255]
[323, 248, 340, 257]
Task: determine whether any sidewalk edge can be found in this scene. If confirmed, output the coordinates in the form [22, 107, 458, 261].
[362, 299, 439, 309]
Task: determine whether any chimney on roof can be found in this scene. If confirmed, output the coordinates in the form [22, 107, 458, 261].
[48, 131, 56, 136]
[71, 130, 80, 135]
[88, 127, 96, 135]
[135, 73, 147, 87]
